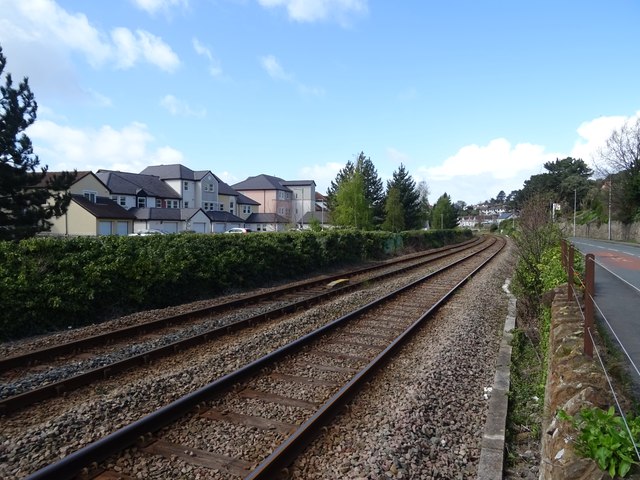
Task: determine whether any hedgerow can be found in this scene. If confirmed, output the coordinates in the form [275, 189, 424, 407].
[0, 228, 472, 340]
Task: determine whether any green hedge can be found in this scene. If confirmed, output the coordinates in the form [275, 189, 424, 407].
[0, 229, 472, 340]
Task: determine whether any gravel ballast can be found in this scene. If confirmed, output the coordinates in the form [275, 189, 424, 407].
[0, 240, 516, 479]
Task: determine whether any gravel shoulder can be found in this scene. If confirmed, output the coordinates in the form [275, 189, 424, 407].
[289, 241, 517, 479]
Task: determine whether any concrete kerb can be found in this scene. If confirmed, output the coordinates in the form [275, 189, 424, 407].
[477, 278, 516, 479]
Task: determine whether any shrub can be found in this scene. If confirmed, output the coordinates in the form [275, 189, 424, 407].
[0, 228, 473, 340]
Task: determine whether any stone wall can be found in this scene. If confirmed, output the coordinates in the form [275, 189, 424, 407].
[560, 220, 640, 242]
[539, 288, 616, 480]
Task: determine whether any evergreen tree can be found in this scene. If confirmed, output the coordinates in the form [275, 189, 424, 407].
[0, 45, 75, 240]
[416, 180, 430, 228]
[431, 193, 458, 229]
[333, 170, 372, 229]
[326, 151, 384, 224]
[515, 157, 593, 211]
[381, 185, 404, 232]
[386, 163, 421, 230]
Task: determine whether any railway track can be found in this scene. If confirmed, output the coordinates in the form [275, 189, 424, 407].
[0, 236, 485, 414]
[24, 235, 505, 480]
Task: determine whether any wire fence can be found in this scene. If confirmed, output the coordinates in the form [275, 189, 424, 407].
[560, 239, 640, 463]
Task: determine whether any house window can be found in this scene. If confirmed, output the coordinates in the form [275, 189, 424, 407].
[83, 190, 97, 203]
[219, 203, 224, 211]
[183, 181, 189, 191]
[203, 202, 214, 211]
[184, 201, 189, 208]
[119, 196, 127, 207]
[242, 205, 251, 214]
[167, 200, 179, 209]
[204, 183, 214, 192]
[229, 201, 234, 211]
[156, 199, 162, 208]
[137, 197, 146, 208]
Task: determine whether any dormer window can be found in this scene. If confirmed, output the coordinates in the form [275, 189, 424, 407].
[83, 191, 97, 203]
[137, 197, 146, 208]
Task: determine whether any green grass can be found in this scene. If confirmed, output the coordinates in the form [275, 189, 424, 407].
[505, 308, 551, 464]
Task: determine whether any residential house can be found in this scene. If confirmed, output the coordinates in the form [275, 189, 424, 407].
[96, 170, 182, 210]
[140, 164, 260, 232]
[497, 212, 514, 224]
[300, 192, 331, 229]
[458, 216, 479, 229]
[46, 171, 136, 236]
[139, 164, 219, 211]
[232, 174, 295, 224]
[232, 174, 318, 226]
[130, 207, 211, 233]
[244, 212, 291, 232]
[281, 180, 316, 224]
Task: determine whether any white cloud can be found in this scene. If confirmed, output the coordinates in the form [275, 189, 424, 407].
[571, 111, 640, 169]
[1, 0, 180, 72]
[260, 54, 324, 95]
[160, 94, 206, 117]
[386, 147, 410, 165]
[300, 161, 345, 194]
[131, 0, 188, 15]
[411, 111, 640, 204]
[26, 119, 184, 173]
[257, 0, 367, 24]
[10, 0, 111, 68]
[112, 28, 180, 72]
[193, 38, 223, 78]
[425, 139, 554, 181]
[260, 54, 292, 81]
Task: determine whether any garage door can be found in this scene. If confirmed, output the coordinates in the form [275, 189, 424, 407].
[163, 222, 178, 233]
[193, 222, 206, 233]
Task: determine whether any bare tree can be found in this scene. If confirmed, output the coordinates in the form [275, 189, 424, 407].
[595, 118, 640, 223]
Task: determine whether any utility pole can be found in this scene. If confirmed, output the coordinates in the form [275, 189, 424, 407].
[608, 178, 612, 240]
[573, 189, 576, 237]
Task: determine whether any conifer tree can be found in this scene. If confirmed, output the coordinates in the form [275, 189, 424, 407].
[0, 45, 75, 240]
[386, 163, 421, 230]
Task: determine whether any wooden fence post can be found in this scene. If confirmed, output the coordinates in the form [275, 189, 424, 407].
[584, 253, 595, 358]
[567, 243, 574, 302]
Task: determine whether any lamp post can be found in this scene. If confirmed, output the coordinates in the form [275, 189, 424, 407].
[608, 178, 612, 240]
[573, 189, 576, 237]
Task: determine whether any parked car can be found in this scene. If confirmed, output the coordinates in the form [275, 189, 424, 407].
[224, 227, 252, 234]
[128, 229, 167, 236]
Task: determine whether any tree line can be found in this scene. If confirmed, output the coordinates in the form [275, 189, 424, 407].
[325, 151, 458, 231]
[508, 117, 640, 226]
[4, 34, 640, 241]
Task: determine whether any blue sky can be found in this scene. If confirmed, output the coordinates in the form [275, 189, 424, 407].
[1, 0, 639, 205]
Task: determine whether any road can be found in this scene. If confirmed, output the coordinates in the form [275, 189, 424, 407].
[569, 237, 640, 392]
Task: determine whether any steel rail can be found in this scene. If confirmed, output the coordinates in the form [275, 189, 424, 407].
[0, 237, 480, 371]
[0, 238, 488, 413]
[247, 236, 505, 479]
[23, 236, 503, 480]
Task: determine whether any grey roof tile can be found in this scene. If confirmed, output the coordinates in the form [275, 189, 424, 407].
[96, 170, 181, 199]
[71, 194, 136, 219]
[232, 174, 292, 192]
